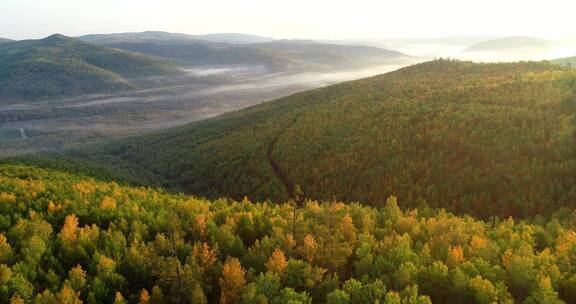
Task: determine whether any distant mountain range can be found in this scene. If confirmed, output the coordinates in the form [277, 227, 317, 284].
[93, 39, 295, 70]
[192, 33, 275, 44]
[78, 31, 198, 44]
[464, 36, 552, 52]
[0, 38, 13, 44]
[78, 31, 273, 44]
[78, 31, 408, 72]
[0, 31, 408, 101]
[0, 34, 181, 101]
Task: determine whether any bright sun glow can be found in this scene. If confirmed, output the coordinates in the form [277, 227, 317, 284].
[1, 0, 575, 40]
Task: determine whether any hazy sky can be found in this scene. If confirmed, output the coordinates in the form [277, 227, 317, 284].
[1, 0, 574, 40]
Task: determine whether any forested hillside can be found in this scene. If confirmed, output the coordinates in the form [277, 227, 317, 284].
[0, 34, 181, 101]
[0, 164, 575, 303]
[70, 60, 576, 218]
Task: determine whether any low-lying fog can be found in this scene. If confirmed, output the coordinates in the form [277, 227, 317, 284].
[0, 60, 415, 155]
[61, 63, 409, 109]
[184, 65, 268, 77]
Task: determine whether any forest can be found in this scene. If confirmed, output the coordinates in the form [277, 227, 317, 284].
[0, 164, 575, 303]
[2, 59, 576, 303]
[51, 59, 576, 219]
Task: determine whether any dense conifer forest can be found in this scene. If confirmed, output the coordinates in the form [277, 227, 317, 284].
[0, 164, 575, 303]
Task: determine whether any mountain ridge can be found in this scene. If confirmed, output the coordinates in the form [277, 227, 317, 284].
[78, 31, 274, 44]
[76, 31, 409, 72]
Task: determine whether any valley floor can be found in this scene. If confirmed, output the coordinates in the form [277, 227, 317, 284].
[0, 63, 409, 156]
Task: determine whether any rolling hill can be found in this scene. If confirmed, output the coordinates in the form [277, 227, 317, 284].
[0, 38, 12, 44]
[51, 59, 576, 219]
[464, 36, 552, 52]
[79, 31, 408, 72]
[0, 34, 181, 101]
[553, 55, 576, 68]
